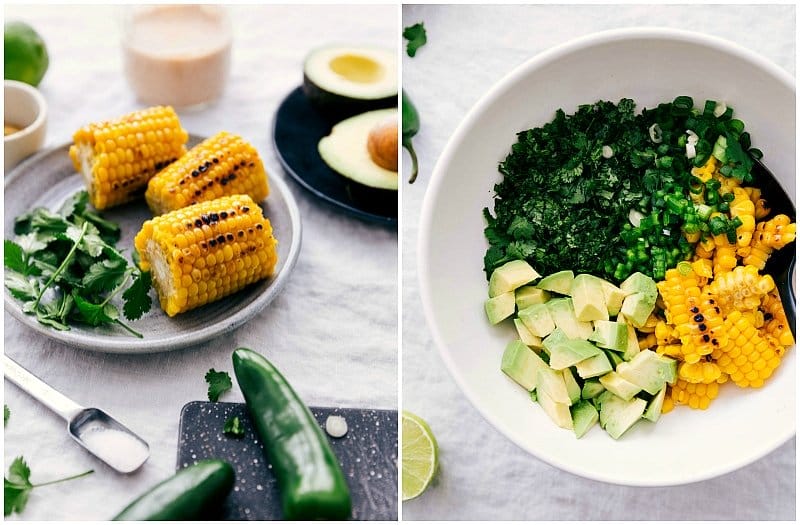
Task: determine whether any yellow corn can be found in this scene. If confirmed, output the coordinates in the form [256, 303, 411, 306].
[134, 194, 278, 317]
[760, 290, 794, 347]
[678, 360, 722, 384]
[670, 378, 720, 410]
[694, 236, 716, 259]
[713, 310, 782, 388]
[729, 187, 756, 247]
[742, 187, 771, 220]
[690, 156, 717, 183]
[705, 264, 774, 313]
[638, 333, 657, 349]
[69, 106, 188, 210]
[661, 391, 675, 413]
[711, 240, 737, 277]
[145, 131, 269, 215]
[741, 215, 797, 269]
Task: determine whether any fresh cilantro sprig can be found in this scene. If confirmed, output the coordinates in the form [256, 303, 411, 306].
[223, 416, 245, 438]
[4, 191, 152, 337]
[402, 22, 427, 57]
[205, 369, 232, 402]
[4, 456, 93, 516]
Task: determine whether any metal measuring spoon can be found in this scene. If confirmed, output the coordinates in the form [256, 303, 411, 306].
[4, 355, 150, 473]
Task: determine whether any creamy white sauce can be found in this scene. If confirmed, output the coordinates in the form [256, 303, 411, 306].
[78, 425, 149, 473]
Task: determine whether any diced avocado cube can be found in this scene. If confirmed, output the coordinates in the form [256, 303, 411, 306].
[548, 339, 602, 370]
[563, 368, 581, 405]
[599, 371, 641, 401]
[513, 319, 543, 348]
[535, 367, 571, 404]
[542, 328, 569, 354]
[515, 286, 551, 310]
[537, 388, 573, 430]
[500, 340, 547, 391]
[589, 320, 628, 352]
[617, 313, 641, 361]
[536, 270, 574, 295]
[604, 349, 624, 368]
[575, 352, 613, 379]
[570, 274, 609, 322]
[619, 272, 658, 301]
[581, 378, 606, 400]
[620, 292, 656, 328]
[598, 393, 647, 439]
[489, 260, 540, 297]
[485, 291, 516, 325]
[601, 280, 626, 316]
[518, 303, 555, 337]
[616, 349, 678, 395]
[571, 400, 599, 438]
[547, 298, 593, 340]
[643, 387, 667, 422]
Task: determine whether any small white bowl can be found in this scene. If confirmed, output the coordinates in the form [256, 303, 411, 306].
[4, 79, 47, 173]
[420, 28, 795, 486]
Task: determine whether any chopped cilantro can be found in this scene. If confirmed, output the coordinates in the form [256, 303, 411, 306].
[223, 416, 245, 438]
[403, 22, 427, 57]
[4, 456, 93, 516]
[3, 405, 8, 426]
[205, 369, 232, 402]
[4, 191, 152, 336]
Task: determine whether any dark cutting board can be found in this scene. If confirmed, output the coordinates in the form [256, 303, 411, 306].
[177, 401, 397, 520]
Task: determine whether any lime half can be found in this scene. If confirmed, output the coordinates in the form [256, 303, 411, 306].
[402, 410, 438, 501]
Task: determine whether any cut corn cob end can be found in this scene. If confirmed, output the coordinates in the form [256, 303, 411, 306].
[145, 131, 269, 215]
[69, 106, 188, 210]
[134, 194, 278, 317]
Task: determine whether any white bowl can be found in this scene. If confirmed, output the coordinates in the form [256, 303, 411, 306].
[419, 28, 795, 486]
[4, 80, 47, 172]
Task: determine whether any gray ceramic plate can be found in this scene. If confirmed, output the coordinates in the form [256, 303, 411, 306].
[4, 136, 302, 353]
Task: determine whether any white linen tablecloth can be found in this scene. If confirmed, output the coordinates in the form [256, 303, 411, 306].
[3, 5, 397, 520]
[401, 4, 795, 520]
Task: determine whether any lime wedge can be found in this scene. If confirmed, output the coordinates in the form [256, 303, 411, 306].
[402, 410, 438, 501]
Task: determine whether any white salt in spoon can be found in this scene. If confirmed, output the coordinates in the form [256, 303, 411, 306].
[4, 355, 150, 473]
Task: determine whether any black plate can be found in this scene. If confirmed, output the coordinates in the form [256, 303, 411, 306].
[272, 87, 397, 226]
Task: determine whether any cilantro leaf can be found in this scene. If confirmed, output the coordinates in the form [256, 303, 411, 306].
[58, 190, 88, 219]
[4, 241, 27, 274]
[4, 456, 93, 516]
[122, 272, 152, 321]
[205, 369, 232, 402]
[82, 259, 128, 294]
[4, 272, 39, 301]
[223, 416, 245, 438]
[4, 405, 9, 426]
[72, 293, 118, 326]
[403, 22, 427, 57]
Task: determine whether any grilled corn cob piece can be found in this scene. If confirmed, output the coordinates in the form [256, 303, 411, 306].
[69, 106, 188, 210]
[669, 378, 720, 410]
[740, 214, 796, 269]
[705, 264, 774, 314]
[134, 194, 278, 317]
[145, 131, 269, 215]
[713, 310, 782, 388]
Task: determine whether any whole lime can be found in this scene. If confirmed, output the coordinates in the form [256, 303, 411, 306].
[5, 21, 49, 87]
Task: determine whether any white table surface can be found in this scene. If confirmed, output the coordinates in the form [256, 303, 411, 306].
[3, 4, 397, 521]
[401, 4, 795, 521]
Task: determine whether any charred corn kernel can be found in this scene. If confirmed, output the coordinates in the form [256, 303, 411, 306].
[714, 310, 782, 388]
[657, 269, 727, 363]
[760, 290, 795, 347]
[678, 361, 722, 383]
[655, 321, 678, 345]
[743, 215, 797, 269]
[638, 333, 657, 349]
[69, 106, 188, 210]
[670, 379, 719, 410]
[729, 188, 756, 247]
[706, 265, 774, 313]
[134, 194, 278, 317]
[742, 187, 771, 220]
[145, 132, 269, 215]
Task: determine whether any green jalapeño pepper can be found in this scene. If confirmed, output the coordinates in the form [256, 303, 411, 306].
[232, 348, 352, 520]
[113, 459, 234, 520]
[402, 90, 421, 183]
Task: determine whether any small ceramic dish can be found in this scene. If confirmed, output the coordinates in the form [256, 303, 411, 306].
[4, 79, 47, 172]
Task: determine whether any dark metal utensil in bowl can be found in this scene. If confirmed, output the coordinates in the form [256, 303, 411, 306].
[753, 159, 796, 337]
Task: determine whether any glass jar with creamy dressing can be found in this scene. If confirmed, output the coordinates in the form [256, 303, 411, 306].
[121, 5, 232, 109]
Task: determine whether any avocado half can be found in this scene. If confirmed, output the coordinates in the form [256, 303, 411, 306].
[319, 108, 398, 214]
[303, 45, 397, 121]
